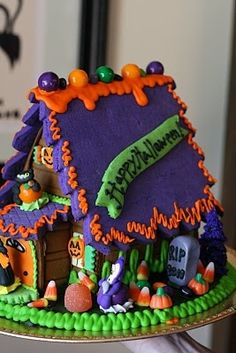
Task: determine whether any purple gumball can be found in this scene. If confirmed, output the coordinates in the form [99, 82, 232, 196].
[38, 72, 59, 92]
[146, 61, 164, 75]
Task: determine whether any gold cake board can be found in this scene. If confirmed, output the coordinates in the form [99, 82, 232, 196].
[0, 248, 235, 343]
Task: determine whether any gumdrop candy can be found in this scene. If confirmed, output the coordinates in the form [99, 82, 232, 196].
[64, 284, 92, 312]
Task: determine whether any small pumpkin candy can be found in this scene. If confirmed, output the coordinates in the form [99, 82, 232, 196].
[187, 273, 209, 295]
[150, 287, 173, 309]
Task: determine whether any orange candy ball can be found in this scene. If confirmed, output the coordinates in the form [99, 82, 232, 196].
[68, 69, 88, 88]
[121, 64, 141, 79]
[19, 185, 42, 203]
[64, 284, 92, 313]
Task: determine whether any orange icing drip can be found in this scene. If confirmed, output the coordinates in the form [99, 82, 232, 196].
[62, 141, 72, 166]
[30, 74, 174, 114]
[48, 111, 61, 140]
[0, 253, 9, 269]
[0, 205, 69, 239]
[78, 188, 88, 215]
[90, 214, 134, 245]
[67, 166, 78, 189]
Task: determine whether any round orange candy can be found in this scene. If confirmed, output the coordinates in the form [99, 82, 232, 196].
[68, 69, 88, 88]
[64, 283, 92, 312]
[121, 64, 141, 79]
[19, 185, 42, 203]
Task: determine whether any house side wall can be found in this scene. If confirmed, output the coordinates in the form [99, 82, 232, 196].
[33, 136, 68, 197]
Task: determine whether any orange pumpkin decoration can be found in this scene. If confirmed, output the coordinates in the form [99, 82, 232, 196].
[188, 273, 209, 295]
[150, 287, 173, 309]
[41, 147, 53, 169]
[19, 184, 42, 203]
[68, 237, 85, 260]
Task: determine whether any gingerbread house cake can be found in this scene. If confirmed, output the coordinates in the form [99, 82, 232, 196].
[0, 61, 235, 332]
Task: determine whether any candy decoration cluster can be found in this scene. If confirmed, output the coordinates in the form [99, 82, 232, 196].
[37, 61, 165, 92]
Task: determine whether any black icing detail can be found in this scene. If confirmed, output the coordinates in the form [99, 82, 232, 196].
[6, 238, 25, 253]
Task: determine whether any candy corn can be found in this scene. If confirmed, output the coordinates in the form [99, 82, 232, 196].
[197, 259, 205, 275]
[137, 260, 149, 281]
[78, 271, 96, 291]
[44, 280, 57, 301]
[136, 287, 151, 307]
[203, 262, 215, 283]
[27, 298, 48, 308]
[128, 281, 140, 302]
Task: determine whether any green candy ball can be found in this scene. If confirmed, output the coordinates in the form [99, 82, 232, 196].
[96, 66, 115, 83]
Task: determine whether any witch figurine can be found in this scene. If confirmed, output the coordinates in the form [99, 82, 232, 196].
[0, 239, 15, 288]
[97, 256, 133, 313]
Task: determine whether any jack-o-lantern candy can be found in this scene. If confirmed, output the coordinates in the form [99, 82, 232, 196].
[68, 235, 85, 268]
[41, 147, 53, 169]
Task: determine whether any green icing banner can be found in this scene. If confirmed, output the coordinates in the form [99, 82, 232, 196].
[96, 115, 189, 219]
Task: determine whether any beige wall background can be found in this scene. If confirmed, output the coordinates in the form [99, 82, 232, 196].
[0, 0, 234, 352]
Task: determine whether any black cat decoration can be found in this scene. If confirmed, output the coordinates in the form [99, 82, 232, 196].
[0, 0, 23, 67]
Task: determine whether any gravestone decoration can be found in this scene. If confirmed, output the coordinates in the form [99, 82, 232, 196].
[167, 235, 200, 286]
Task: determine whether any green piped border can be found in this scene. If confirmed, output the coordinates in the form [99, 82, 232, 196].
[29, 240, 38, 290]
[0, 263, 235, 332]
[47, 194, 71, 206]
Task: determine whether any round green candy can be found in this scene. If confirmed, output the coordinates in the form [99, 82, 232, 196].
[96, 66, 115, 83]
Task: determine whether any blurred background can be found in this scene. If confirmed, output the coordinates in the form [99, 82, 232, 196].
[0, 0, 235, 352]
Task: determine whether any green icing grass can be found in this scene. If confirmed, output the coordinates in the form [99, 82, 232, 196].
[0, 263, 235, 332]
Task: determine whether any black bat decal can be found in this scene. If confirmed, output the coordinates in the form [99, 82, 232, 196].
[0, 0, 23, 67]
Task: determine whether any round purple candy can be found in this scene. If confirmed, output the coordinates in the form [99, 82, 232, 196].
[38, 72, 59, 92]
[146, 61, 164, 75]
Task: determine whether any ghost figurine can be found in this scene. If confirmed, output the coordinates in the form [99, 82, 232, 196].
[97, 256, 133, 313]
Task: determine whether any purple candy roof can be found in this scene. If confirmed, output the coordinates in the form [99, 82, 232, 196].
[0, 71, 222, 254]
[0, 202, 70, 240]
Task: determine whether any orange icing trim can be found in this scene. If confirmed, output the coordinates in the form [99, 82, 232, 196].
[167, 85, 218, 184]
[78, 188, 88, 215]
[62, 141, 72, 166]
[90, 214, 134, 246]
[67, 166, 78, 189]
[90, 214, 103, 242]
[127, 186, 223, 241]
[30, 74, 174, 114]
[198, 160, 217, 184]
[48, 111, 61, 141]
[0, 204, 69, 239]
